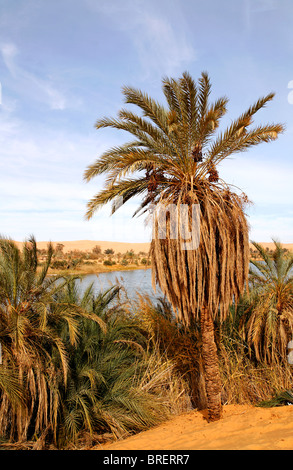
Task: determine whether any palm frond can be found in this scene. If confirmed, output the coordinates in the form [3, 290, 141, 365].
[257, 389, 293, 408]
[122, 86, 169, 137]
[85, 177, 149, 219]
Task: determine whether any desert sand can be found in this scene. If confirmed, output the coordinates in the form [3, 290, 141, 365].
[97, 404, 293, 451]
[250, 242, 293, 251]
[14, 240, 293, 254]
[14, 239, 151, 254]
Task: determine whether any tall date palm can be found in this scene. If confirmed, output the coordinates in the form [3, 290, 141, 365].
[84, 72, 284, 420]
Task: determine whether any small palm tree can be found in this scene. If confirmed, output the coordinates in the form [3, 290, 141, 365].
[84, 72, 284, 420]
[54, 281, 187, 447]
[246, 240, 293, 363]
[0, 236, 65, 440]
[0, 237, 97, 442]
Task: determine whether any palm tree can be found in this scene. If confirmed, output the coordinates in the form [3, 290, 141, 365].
[0, 236, 97, 442]
[0, 236, 65, 440]
[53, 280, 186, 447]
[246, 240, 293, 364]
[84, 72, 284, 420]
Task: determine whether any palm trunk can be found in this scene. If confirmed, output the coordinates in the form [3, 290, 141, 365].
[200, 305, 222, 421]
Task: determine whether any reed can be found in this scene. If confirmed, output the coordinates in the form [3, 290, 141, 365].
[132, 293, 293, 410]
[219, 343, 293, 405]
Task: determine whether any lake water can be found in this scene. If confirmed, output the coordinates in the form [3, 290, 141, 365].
[76, 268, 162, 301]
[76, 262, 259, 303]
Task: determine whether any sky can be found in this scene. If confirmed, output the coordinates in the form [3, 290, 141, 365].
[0, 0, 292, 243]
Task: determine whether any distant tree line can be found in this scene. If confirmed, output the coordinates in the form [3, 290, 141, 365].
[37, 244, 151, 270]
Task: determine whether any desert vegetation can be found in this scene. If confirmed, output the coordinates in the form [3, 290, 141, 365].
[0, 236, 293, 449]
[0, 237, 190, 449]
[41, 244, 151, 275]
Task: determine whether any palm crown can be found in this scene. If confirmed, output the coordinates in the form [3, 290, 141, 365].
[84, 71, 283, 218]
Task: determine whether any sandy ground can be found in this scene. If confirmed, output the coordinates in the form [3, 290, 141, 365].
[96, 405, 293, 450]
[14, 240, 293, 254]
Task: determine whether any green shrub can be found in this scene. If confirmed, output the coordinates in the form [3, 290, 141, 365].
[51, 259, 68, 269]
[103, 259, 113, 266]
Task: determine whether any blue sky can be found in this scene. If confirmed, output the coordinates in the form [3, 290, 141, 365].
[0, 0, 292, 243]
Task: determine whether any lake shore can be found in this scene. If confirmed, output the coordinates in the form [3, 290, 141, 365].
[23, 239, 293, 277]
[46, 263, 151, 277]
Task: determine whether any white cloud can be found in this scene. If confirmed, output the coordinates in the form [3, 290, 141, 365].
[86, 0, 196, 77]
[218, 153, 293, 242]
[134, 14, 195, 77]
[1, 105, 291, 243]
[1, 42, 18, 70]
[218, 154, 293, 206]
[244, 0, 278, 30]
[248, 213, 293, 243]
[1, 202, 152, 243]
[0, 103, 153, 242]
[0, 42, 66, 110]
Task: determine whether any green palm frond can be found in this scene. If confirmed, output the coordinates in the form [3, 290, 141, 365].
[205, 122, 283, 167]
[257, 389, 293, 408]
[247, 240, 293, 363]
[85, 176, 150, 219]
[85, 72, 284, 220]
[122, 85, 169, 136]
[197, 71, 211, 119]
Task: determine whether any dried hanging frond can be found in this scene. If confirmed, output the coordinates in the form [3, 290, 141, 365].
[240, 192, 251, 206]
[222, 190, 231, 202]
[151, 186, 250, 326]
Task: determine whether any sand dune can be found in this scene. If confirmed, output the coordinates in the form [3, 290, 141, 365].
[250, 242, 293, 251]
[14, 239, 151, 254]
[97, 404, 293, 450]
[13, 239, 293, 254]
